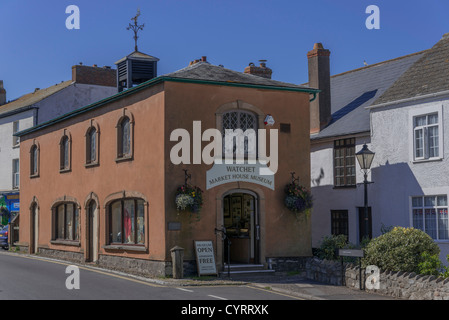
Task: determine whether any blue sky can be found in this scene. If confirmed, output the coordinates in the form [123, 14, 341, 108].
[1, 0, 448, 101]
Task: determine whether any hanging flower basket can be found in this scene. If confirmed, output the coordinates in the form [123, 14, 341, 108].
[284, 181, 313, 215]
[175, 184, 203, 214]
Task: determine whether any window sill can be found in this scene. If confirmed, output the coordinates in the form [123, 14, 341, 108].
[103, 244, 147, 252]
[30, 173, 40, 179]
[333, 185, 357, 189]
[50, 240, 81, 247]
[85, 162, 99, 168]
[115, 155, 133, 163]
[59, 168, 72, 174]
[412, 157, 443, 164]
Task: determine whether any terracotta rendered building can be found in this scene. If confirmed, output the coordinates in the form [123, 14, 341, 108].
[16, 55, 318, 276]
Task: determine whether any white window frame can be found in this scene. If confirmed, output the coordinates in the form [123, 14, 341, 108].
[12, 121, 20, 147]
[409, 104, 443, 162]
[12, 158, 19, 189]
[411, 195, 449, 241]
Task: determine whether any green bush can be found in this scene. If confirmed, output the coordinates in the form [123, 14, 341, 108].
[363, 227, 440, 273]
[315, 234, 349, 261]
[418, 252, 449, 278]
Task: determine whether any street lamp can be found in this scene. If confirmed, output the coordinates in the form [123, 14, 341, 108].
[356, 144, 375, 241]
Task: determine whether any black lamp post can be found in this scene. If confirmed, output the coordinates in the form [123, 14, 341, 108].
[356, 144, 375, 241]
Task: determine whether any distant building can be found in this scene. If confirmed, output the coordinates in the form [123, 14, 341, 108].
[0, 65, 117, 224]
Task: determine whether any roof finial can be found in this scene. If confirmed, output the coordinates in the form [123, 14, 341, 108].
[127, 8, 145, 52]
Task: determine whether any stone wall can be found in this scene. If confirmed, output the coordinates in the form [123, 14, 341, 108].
[305, 257, 449, 300]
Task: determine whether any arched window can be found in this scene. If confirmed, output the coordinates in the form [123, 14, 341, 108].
[60, 134, 71, 171]
[30, 143, 39, 177]
[86, 126, 98, 165]
[222, 110, 258, 159]
[54, 202, 79, 241]
[117, 116, 133, 160]
[108, 198, 145, 245]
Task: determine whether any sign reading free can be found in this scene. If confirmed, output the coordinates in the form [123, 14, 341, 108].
[194, 240, 217, 276]
[206, 162, 275, 190]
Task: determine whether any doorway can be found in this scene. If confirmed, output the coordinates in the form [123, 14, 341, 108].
[30, 203, 38, 254]
[86, 201, 98, 262]
[223, 192, 259, 264]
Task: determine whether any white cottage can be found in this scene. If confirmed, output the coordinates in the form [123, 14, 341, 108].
[368, 33, 449, 261]
[308, 42, 427, 247]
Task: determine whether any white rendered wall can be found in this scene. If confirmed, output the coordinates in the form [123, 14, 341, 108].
[370, 95, 449, 263]
[310, 136, 373, 248]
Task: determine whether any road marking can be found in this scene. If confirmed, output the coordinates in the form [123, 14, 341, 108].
[246, 284, 304, 300]
[177, 287, 194, 292]
[208, 294, 228, 300]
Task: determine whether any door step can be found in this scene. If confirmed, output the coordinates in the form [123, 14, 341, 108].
[219, 264, 275, 278]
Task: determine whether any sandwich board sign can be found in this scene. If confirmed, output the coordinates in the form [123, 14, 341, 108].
[194, 240, 217, 276]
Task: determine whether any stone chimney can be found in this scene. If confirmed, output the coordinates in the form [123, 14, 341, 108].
[0, 80, 6, 106]
[72, 64, 117, 87]
[308, 43, 331, 134]
[244, 60, 272, 79]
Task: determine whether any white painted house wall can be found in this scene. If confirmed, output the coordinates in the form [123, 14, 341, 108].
[311, 136, 373, 247]
[37, 83, 117, 124]
[0, 110, 34, 192]
[370, 94, 449, 262]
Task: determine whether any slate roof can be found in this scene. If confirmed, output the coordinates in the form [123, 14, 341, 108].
[372, 33, 449, 106]
[310, 50, 426, 140]
[0, 81, 73, 118]
[164, 61, 317, 91]
[16, 61, 318, 137]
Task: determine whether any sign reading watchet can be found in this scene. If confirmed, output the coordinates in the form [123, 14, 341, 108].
[206, 163, 275, 190]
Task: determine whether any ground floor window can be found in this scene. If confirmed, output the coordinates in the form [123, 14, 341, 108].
[109, 198, 145, 245]
[412, 195, 448, 240]
[331, 210, 348, 238]
[54, 203, 79, 241]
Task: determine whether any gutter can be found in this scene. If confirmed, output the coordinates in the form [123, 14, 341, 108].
[368, 89, 449, 109]
[16, 75, 320, 138]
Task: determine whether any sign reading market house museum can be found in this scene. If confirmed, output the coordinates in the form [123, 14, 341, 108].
[206, 162, 275, 190]
[194, 240, 217, 276]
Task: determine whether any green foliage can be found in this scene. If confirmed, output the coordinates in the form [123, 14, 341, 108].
[315, 234, 349, 261]
[418, 253, 449, 278]
[418, 252, 444, 276]
[363, 227, 440, 273]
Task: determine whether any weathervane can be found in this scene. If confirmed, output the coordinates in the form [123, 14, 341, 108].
[127, 9, 145, 52]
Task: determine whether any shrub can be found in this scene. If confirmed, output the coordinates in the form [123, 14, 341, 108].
[418, 252, 444, 276]
[363, 227, 440, 273]
[418, 253, 449, 278]
[315, 234, 349, 261]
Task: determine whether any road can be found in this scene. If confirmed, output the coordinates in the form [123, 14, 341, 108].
[0, 251, 299, 301]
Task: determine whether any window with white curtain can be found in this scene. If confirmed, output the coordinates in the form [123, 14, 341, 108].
[412, 195, 448, 240]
